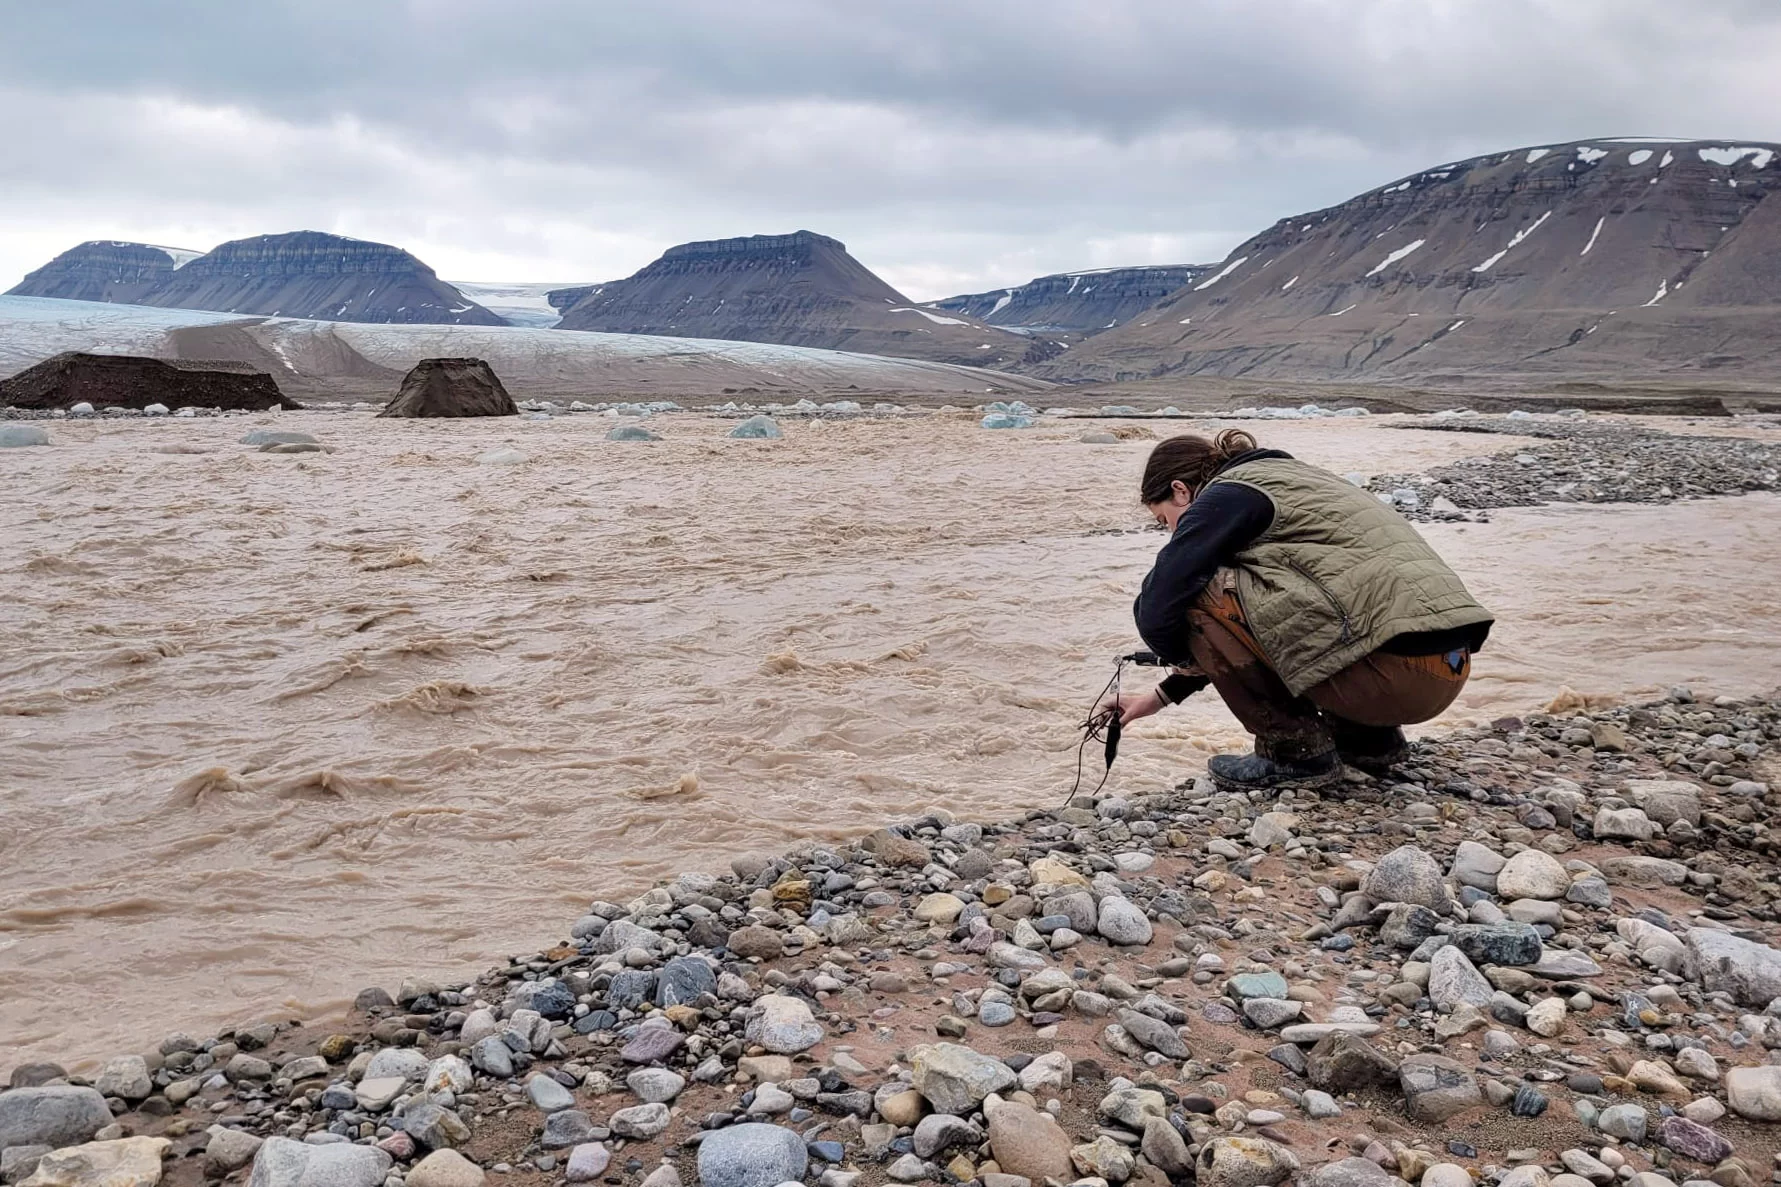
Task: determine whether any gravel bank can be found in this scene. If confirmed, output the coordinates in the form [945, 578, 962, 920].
[1369, 419, 1781, 521]
[5, 689, 1780, 1187]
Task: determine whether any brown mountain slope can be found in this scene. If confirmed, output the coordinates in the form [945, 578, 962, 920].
[1036, 140, 1781, 386]
[8, 232, 505, 327]
[551, 231, 1030, 367]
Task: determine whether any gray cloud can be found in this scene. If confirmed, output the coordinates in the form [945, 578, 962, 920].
[4, 1, 1780, 298]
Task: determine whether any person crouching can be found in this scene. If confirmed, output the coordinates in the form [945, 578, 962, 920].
[1104, 429, 1494, 791]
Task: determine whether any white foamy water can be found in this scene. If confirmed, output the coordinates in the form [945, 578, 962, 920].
[3, 412, 1778, 1069]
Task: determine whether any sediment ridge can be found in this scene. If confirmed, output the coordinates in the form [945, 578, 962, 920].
[5, 687, 1780, 1187]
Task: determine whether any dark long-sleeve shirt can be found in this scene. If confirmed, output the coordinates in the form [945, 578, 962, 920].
[1133, 452, 1284, 664]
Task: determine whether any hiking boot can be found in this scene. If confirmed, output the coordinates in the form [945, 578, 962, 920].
[1330, 722, 1410, 775]
[1207, 748, 1342, 791]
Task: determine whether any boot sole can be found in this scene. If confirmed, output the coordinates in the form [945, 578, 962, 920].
[1209, 768, 1344, 793]
[1339, 750, 1409, 776]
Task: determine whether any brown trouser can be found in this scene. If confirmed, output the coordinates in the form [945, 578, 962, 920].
[1186, 574, 1470, 761]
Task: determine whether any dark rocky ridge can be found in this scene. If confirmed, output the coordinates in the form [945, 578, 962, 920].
[5, 241, 198, 305]
[551, 231, 1031, 368]
[934, 264, 1212, 335]
[1039, 139, 1781, 386]
[8, 232, 504, 327]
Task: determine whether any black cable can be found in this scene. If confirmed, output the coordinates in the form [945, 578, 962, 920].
[1064, 659, 1127, 807]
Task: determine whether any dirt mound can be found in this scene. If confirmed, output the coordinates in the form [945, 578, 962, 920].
[0, 352, 299, 411]
[377, 358, 517, 418]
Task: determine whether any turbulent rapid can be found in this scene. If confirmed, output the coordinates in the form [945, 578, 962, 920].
[2, 409, 1778, 1069]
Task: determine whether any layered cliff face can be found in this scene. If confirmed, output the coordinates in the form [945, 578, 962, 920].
[141, 232, 505, 325]
[1037, 140, 1781, 385]
[551, 231, 1027, 367]
[7, 241, 202, 305]
[8, 232, 504, 327]
[934, 264, 1211, 334]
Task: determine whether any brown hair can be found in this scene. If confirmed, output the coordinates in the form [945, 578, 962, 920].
[1140, 428, 1259, 504]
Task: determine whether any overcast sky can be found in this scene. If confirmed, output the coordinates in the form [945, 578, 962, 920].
[4, 0, 1780, 300]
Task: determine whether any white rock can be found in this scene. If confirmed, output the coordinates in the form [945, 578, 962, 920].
[1497, 850, 1570, 900]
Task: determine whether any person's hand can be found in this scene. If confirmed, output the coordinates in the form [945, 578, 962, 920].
[1097, 688, 1168, 726]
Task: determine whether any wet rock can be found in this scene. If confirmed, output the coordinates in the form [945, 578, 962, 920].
[20, 1138, 168, 1187]
[728, 415, 782, 439]
[1399, 1054, 1481, 1122]
[1362, 846, 1448, 910]
[695, 1123, 808, 1187]
[1197, 1136, 1300, 1187]
[0, 426, 52, 448]
[246, 1139, 392, 1187]
[910, 1043, 1017, 1114]
[0, 1088, 113, 1152]
[1685, 929, 1781, 1006]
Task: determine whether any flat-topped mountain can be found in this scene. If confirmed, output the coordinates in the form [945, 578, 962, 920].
[8, 241, 205, 305]
[8, 232, 504, 327]
[1037, 140, 1781, 385]
[551, 231, 1029, 367]
[934, 264, 1211, 334]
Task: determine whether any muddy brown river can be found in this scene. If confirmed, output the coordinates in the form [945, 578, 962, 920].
[3, 410, 1777, 1069]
